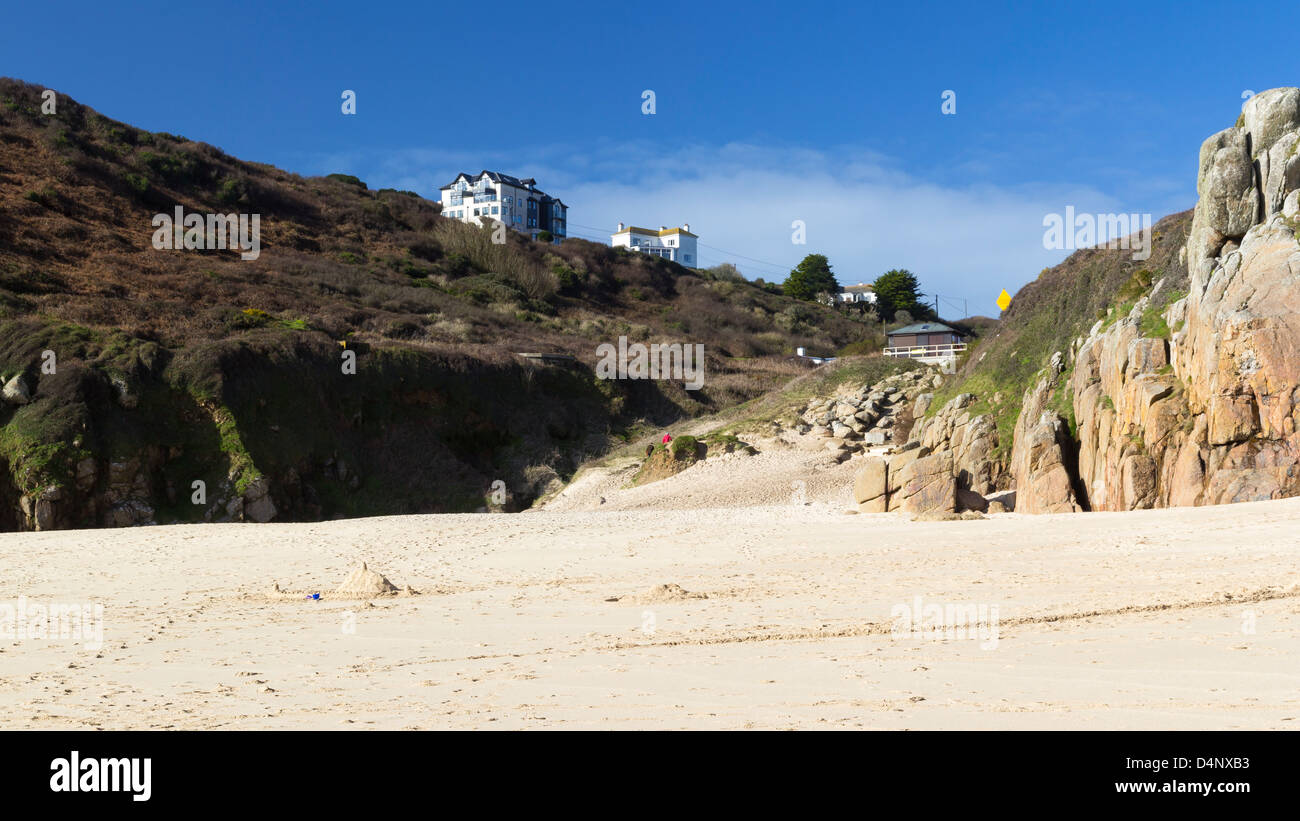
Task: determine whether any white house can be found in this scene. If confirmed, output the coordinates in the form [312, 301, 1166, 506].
[836, 282, 877, 305]
[611, 223, 698, 267]
[439, 170, 566, 242]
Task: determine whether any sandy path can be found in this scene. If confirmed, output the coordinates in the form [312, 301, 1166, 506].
[1, 498, 1298, 729]
[542, 434, 882, 512]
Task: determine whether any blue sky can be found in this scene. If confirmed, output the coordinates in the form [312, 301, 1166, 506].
[4, 1, 1293, 314]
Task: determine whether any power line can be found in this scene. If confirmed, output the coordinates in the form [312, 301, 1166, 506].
[553, 223, 979, 310]
[696, 243, 796, 273]
[931, 293, 970, 319]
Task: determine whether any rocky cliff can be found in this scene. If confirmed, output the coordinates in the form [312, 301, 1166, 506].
[1063, 88, 1300, 510]
[891, 87, 1300, 514]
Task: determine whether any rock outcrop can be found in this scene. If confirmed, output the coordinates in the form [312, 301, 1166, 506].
[2, 374, 31, 405]
[853, 445, 976, 515]
[791, 369, 936, 449]
[908, 392, 1006, 495]
[896, 451, 957, 515]
[1010, 352, 1083, 513]
[852, 453, 890, 512]
[885, 89, 1300, 514]
[1069, 87, 1300, 509]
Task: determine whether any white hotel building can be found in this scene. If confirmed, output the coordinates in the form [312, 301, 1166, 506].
[610, 223, 698, 267]
[438, 170, 567, 242]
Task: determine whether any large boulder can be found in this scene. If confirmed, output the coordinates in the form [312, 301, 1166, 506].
[243, 477, 278, 523]
[852, 456, 888, 511]
[2, 373, 30, 405]
[896, 452, 956, 515]
[1242, 87, 1300, 157]
[1192, 127, 1257, 247]
[1010, 411, 1081, 514]
[1119, 453, 1158, 510]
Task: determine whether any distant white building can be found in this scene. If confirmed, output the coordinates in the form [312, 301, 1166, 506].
[438, 170, 566, 242]
[836, 282, 877, 305]
[611, 223, 698, 267]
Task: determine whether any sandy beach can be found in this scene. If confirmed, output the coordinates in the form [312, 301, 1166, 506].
[2, 482, 1298, 729]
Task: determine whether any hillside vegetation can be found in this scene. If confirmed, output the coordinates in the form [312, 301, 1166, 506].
[0, 78, 880, 527]
[926, 210, 1192, 457]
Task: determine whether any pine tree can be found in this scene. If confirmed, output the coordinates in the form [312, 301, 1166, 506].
[873, 269, 926, 321]
[782, 254, 838, 302]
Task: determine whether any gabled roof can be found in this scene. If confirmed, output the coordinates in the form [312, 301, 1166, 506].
[440, 170, 547, 195]
[888, 322, 964, 336]
[613, 225, 698, 238]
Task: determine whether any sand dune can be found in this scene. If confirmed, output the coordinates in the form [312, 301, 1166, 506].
[2, 490, 1298, 729]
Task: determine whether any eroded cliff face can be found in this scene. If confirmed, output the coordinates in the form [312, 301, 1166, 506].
[1011, 352, 1084, 513]
[1070, 289, 1190, 510]
[1059, 87, 1300, 510]
[905, 88, 1300, 514]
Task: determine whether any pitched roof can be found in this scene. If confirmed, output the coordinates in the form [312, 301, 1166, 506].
[888, 322, 963, 336]
[439, 170, 550, 197]
[613, 225, 698, 238]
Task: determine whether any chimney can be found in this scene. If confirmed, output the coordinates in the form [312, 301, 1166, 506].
[617, 222, 624, 231]
[660, 225, 667, 231]
[683, 223, 690, 232]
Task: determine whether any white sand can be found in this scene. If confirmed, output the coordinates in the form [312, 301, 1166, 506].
[2, 490, 1299, 729]
[542, 434, 883, 512]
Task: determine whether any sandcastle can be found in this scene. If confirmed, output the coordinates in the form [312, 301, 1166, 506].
[333, 562, 399, 598]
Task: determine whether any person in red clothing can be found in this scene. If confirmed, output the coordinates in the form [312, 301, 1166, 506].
[662, 433, 672, 445]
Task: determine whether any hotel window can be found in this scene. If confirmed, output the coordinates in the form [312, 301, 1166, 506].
[492, 206, 499, 214]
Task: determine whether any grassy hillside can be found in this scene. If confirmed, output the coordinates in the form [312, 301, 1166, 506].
[0, 78, 881, 526]
[926, 210, 1193, 456]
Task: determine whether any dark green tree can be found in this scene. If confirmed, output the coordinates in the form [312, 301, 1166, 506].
[782, 254, 838, 302]
[873, 269, 928, 321]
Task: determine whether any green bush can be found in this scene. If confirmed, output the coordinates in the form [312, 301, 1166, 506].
[123, 172, 149, 194]
[24, 186, 57, 207]
[552, 264, 583, 293]
[326, 173, 367, 189]
[669, 434, 700, 458]
[216, 177, 248, 205]
[137, 149, 201, 185]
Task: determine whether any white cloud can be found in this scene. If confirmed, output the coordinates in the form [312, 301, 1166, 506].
[313, 141, 1179, 317]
